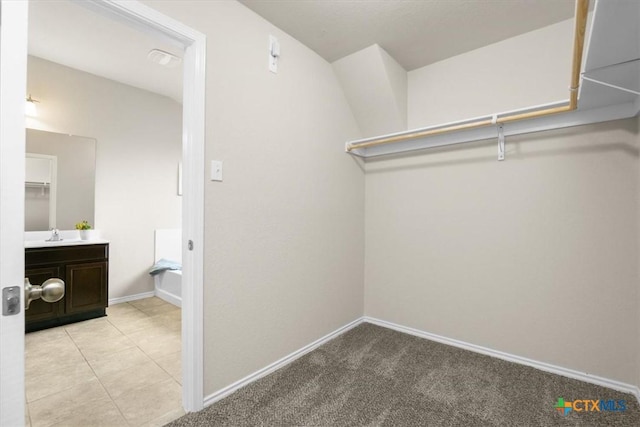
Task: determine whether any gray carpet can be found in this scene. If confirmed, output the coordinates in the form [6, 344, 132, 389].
[168, 323, 640, 426]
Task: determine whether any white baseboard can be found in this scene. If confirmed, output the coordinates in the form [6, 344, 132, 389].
[365, 316, 640, 403]
[155, 288, 182, 308]
[203, 317, 365, 407]
[108, 291, 155, 305]
[201, 315, 640, 411]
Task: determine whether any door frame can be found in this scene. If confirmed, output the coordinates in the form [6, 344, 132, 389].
[0, 1, 29, 425]
[0, 0, 207, 421]
[87, 0, 207, 412]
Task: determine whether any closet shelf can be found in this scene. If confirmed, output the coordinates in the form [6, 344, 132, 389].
[346, 0, 640, 159]
[582, 59, 640, 97]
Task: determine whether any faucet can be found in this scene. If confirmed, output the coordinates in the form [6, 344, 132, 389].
[47, 228, 62, 242]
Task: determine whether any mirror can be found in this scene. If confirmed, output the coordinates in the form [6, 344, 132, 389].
[25, 153, 57, 231]
[25, 129, 96, 231]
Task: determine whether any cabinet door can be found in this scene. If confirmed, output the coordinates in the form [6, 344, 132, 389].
[25, 266, 62, 322]
[65, 261, 108, 314]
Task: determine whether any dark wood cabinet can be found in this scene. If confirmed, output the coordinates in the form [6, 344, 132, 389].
[65, 261, 108, 314]
[24, 266, 62, 322]
[25, 243, 109, 332]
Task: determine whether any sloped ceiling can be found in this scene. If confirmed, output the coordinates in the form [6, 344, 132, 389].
[28, 0, 576, 102]
[239, 0, 576, 70]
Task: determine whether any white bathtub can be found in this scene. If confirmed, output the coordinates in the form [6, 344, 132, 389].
[154, 269, 182, 308]
[154, 229, 182, 308]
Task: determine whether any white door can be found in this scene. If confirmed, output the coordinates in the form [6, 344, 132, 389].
[0, 1, 28, 426]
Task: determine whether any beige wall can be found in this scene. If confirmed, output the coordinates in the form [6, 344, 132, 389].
[379, 47, 408, 129]
[408, 19, 574, 128]
[365, 119, 639, 384]
[365, 15, 640, 385]
[26, 56, 182, 300]
[332, 45, 407, 137]
[28, 0, 632, 399]
[142, 0, 364, 395]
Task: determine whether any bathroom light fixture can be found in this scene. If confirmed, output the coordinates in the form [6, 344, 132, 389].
[25, 94, 39, 117]
[147, 49, 182, 68]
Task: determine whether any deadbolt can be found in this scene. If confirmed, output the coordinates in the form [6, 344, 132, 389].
[2, 286, 21, 316]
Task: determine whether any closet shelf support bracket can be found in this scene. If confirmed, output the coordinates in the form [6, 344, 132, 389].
[497, 123, 505, 161]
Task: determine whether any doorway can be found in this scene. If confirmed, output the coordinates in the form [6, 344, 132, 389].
[0, 1, 205, 424]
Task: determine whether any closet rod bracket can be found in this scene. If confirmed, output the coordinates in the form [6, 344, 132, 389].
[497, 123, 505, 161]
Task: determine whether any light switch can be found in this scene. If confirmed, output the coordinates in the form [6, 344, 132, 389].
[211, 160, 223, 182]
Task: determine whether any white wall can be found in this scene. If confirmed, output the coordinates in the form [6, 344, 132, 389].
[142, 0, 365, 395]
[408, 19, 574, 128]
[26, 55, 182, 299]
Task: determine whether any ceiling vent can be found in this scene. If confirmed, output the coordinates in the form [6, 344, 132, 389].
[147, 49, 182, 68]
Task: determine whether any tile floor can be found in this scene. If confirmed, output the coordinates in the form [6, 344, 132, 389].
[25, 297, 184, 427]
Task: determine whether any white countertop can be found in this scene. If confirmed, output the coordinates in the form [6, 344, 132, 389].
[24, 230, 109, 249]
[25, 238, 110, 249]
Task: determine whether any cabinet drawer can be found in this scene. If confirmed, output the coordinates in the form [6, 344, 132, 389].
[26, 244, 108, 266]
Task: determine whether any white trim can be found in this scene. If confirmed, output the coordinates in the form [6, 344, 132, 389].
[84, 0, 206, 413]
[155, 287, 182, 308]
[108, 291, 156, 305]
[179, 13, 207, 415]
[201, 316, 640, 411]
[203, 318, 365, 407]
[365, 317, 640, 402]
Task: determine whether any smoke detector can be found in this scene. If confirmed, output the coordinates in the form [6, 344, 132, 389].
[147, 49, 182, 68]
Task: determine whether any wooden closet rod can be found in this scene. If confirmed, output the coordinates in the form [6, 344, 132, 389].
[346, 0, 589, 153]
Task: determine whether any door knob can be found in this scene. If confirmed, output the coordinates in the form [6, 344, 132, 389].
[24, 277, 65, 309]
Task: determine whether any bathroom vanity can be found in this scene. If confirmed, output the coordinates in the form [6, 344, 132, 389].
[25, 240, 109, 332]
[23, 129, 105, 332]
